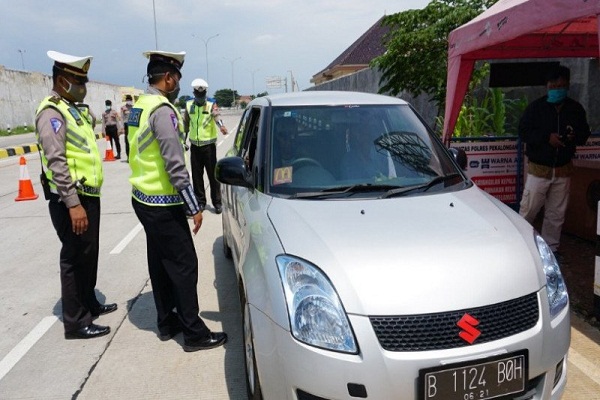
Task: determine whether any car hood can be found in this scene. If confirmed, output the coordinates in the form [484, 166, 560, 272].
[267, 186, 544, 316]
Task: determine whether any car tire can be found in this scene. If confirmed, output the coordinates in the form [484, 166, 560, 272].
[222, 215, 233, 259]
[240, 283, 262, 400]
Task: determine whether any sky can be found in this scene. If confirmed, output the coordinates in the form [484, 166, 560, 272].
[1, 0, 430, 98]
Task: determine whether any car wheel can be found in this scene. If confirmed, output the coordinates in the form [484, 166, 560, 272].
[222, 215, 233, 259]
[240, 284, 262, 400]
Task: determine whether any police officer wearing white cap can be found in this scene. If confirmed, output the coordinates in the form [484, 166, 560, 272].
[35, 51, 117, 340]
[183, 78, 228, 213]
[127, 50, 227, 352]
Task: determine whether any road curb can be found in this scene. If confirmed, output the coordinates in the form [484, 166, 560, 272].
[0, 134, 105, 159]
[0, 143, 40, 159]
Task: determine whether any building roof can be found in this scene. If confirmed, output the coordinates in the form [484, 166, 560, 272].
[313, 16, 390, 79]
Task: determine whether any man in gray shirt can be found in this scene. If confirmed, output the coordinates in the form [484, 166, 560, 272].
[36, 50, 117, 340]
[127, 50, 227, 352]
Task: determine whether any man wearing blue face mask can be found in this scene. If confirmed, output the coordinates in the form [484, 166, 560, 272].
[518, 65, 591, 259]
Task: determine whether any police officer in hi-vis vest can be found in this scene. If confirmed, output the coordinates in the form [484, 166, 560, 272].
[127, 50, 227, 352]
[35, 51, 117, 340]
[183, 78, 228, 214]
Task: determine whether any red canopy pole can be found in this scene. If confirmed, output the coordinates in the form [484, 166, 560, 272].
[443, 57, 475, 146]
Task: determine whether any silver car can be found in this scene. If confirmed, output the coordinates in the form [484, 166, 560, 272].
[216, 91, 570, 400]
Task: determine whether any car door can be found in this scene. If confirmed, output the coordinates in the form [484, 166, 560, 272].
[229, 106, 263, 264]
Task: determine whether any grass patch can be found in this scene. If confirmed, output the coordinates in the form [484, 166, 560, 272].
[0, 126, 34, 136]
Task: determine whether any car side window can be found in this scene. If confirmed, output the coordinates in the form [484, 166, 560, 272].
[233, 109, 251, 155]
[240, 108, 261, 170]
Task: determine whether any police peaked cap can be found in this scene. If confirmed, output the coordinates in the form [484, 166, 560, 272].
[143, 50, 186, 74]
[47, 50, 93, 78]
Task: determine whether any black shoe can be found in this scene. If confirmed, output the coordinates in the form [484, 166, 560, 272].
[183, 332, 228, 352]
[158, 324, 183, 342]
[91, 303, 118, 317]
[65, 323, 110, 340]
[215, 206, 222, 214]
[115, 155, 121, 159]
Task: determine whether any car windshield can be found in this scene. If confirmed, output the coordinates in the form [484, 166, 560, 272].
[268, 104, 465, 198]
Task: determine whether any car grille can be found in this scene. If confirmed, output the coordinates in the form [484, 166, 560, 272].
[370, 292, 539, 351]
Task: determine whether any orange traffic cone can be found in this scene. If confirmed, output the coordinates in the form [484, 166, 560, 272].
[104, 135, 116, 162]
[15, 156, 39, 201]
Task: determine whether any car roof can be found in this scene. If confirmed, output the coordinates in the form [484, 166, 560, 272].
[249, 91, 409, 107]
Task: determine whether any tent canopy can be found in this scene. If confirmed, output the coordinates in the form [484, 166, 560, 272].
[443, 0, 600, 144]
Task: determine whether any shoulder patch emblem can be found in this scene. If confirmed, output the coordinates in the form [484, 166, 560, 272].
[170, 114, 178, 130]
[50, 118, 63, 134]
[128, 108, 143, 127]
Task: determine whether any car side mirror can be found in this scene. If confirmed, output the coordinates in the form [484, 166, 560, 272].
[215, 156, 253, 188]
[449, 147, 468, 170]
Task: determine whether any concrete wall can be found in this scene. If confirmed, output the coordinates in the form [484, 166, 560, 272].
[0, 65, 128, 130]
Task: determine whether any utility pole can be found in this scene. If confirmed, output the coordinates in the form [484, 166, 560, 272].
[250, 68, 260, 96]
[152, 0, 158, 48]
[193, 33, 219, 84]
[17, 49, 25, 70]
[223, 56, 241, 107]
[288, 70, 297, 92]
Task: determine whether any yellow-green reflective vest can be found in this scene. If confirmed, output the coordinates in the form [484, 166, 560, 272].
[36, 97, 103, 196]
[186, 99, 217, 146]
[128, 94, 185, 206]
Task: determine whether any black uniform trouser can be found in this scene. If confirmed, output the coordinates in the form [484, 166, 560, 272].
[132, 199, 210, 342]
[106, 125, 121, 156]
[48, 194, 102, 332]
[123, 123, 129, 158]
[190, 143, 221, 207]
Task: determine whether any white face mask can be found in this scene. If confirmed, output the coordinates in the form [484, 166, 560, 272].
[106, 106, 111, 111]
[126, 101, 133, 106]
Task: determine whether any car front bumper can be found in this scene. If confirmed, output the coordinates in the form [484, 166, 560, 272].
[250, 290, 570, 400]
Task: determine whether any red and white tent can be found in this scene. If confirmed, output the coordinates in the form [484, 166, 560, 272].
[443, 0, 600, 144]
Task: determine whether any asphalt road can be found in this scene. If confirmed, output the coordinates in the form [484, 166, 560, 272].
[0, 110, 599, 399]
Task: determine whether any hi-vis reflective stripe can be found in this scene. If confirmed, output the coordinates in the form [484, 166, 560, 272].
[190, 138, 216, 146]
[202, 112, 214, 129]
[132, 188, 181, 205]
[137, 126, 155, 153]
[66, 128, 91, 153]
[79, 185, 101, 196]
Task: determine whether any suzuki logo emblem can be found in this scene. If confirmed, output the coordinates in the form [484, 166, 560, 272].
[457, 313, 481, 344]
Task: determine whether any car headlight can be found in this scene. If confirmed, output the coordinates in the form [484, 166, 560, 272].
[535, 233, 568, 318]
[276, 255, 358, 354]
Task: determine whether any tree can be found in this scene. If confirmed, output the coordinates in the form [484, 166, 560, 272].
[175, 95, 192, 110]
[214, 89, 239, 108]
[372, 0, 498, 111]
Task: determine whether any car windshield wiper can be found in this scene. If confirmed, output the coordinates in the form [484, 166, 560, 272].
[380, 173, 463, 199]
[290, 183, 403, 199]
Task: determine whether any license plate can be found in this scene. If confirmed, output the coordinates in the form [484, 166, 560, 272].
[419, 350, 528, 400]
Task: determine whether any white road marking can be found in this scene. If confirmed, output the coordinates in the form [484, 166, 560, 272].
[217, 125, 237, 147]
[110, 223, 143, 254]
[0, 316, 58, 381]
[569, 347, 600, 386]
